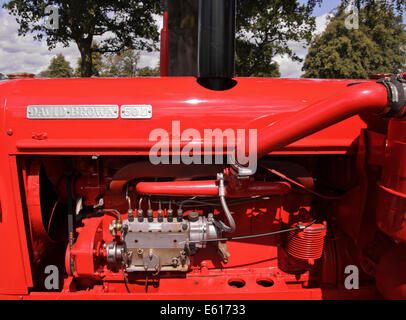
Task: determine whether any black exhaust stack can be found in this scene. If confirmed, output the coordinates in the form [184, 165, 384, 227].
[197, 0, 237, 91]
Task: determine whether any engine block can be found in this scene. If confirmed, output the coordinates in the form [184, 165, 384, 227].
[107, 213, 220, 273]
[1, 76, 406, 300]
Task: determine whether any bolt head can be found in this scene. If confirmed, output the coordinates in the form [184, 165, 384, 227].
[188, 211, 199, 222]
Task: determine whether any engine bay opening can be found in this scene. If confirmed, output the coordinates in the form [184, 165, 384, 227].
[15, 153, 370, 297]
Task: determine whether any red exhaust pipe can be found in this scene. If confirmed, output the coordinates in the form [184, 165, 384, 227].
[136, 180, 291, 198]
[136, 78, 404, 197]
[254, 81, 390, 160]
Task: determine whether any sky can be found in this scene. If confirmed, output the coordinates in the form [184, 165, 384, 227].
[0, 0, 341, 78]
[311, 0, 342, 16]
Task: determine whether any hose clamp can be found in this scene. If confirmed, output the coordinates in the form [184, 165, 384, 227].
[378, 75, 406, 118]
[217, 173, 226, 197]
[228, 154, 255, 178]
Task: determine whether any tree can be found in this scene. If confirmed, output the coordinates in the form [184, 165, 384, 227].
[167, 0, 198, 76]
[342, 0, 406, 14]
[235, 0, 323, 77]
[167, 0, 322, 77]
[38, 54, 73, 78]
[0, 73, 5, 80]
[101, 48, 141, 77]
[137, 66, 160, 77]
[74, 43, 103, 77]
[235, 39, 281, 77]
[3, 1, 160, 77]
[302, 3, 406, 79]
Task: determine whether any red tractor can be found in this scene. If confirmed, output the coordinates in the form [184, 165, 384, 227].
[0, 0, 405, 300]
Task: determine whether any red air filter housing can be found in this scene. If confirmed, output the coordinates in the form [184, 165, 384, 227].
[286, 221, 327, 265]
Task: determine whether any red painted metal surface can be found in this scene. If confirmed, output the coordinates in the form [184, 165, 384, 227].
[136, 180, 291, 197]
[0, 154, 33, 294]
[23, 160, 55, 262]
[160, 12, 169, 77]
[0, 76, 404, 300]
[286, 222, 327, 264]
[67, 217, 105, 278]
[375, 244, 406, 300]
[376, 119, 406, 242]
[251, 82, 389, 159]
[1, 77, 368, 156]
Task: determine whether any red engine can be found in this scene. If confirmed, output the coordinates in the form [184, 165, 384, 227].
[1, 0, 406, 300]
[0, 74, 406, 300]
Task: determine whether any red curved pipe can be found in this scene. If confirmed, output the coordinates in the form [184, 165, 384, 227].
[250, 82, 389, 160]
[136, 83, 389, 198]
[136, 180, 291, 198]
[138, 181, 218, 197]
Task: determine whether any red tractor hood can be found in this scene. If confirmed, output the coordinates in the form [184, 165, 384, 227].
[0, 77, 371, 156]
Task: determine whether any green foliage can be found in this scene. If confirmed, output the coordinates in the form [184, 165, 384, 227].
[38, 53, 73, 78]
[3, 0, 161, 77]
[137, 66, 160, 77]
[74, 43, 103, 77]
[38, 48, 158, 78]
[303, 3, 406, 79]
[235, 39, 281, 77]
[101, 49, 141, 77]
[235, 0, 322, 77]
[342, 0, 406, 13]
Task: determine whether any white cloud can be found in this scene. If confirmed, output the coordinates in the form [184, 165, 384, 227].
[0, 8, 160, 75]
[0, 8, 80, 75]
[0, 7, 329, 78]
[275, 13, 332, 78]
[138, 51, 159, 69]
